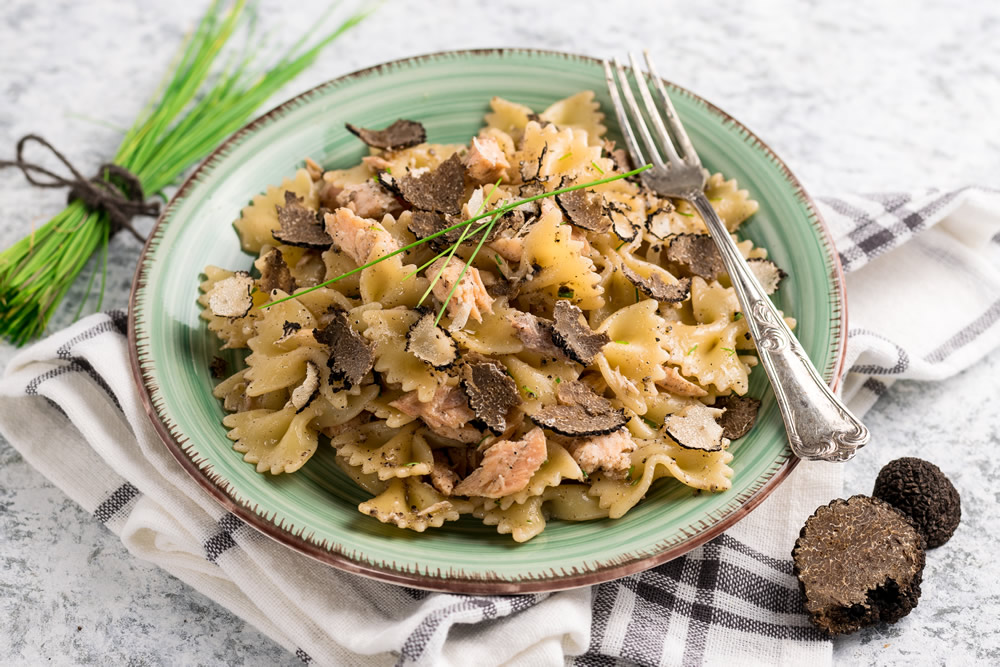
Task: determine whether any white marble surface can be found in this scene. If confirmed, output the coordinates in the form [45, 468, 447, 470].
[1, 0, 999, 664]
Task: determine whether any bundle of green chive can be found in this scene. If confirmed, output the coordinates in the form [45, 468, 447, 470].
[0, 0, 370, 346]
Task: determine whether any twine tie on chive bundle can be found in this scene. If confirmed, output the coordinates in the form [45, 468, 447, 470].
[0, 134, 159, 242]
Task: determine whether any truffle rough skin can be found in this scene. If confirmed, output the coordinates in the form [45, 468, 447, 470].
[345, 119, 426, 151]
[873, 457, 961, 549]
[793, 495, 925, 636]
[666, 233, 726, 282]
[551, 300, 611, 365]
[530, 381, 627, 437]
[313, 310, 375, 389]
[395, 154, 467, 215]
[461, 358, 522, 434]
[621, 264, 691, 303]
[714, 394, 761, 440]
[273, 191, 333, 249]
[258, 248, 295, 294]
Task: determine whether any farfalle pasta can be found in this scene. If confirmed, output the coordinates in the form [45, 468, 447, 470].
[199, 92, 792, 542]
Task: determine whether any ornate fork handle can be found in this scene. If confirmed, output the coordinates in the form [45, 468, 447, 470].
[690, 193, 870, 462]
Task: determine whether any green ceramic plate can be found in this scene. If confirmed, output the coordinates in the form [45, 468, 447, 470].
[129, 49, 846, 593]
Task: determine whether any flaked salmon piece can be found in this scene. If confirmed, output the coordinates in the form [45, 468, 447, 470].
[335, 181, 401, 220]
[509, 310, 568, 360]
[566, 429, 635, 479]
[389, 385, 481, 443]
[463, 136, 510, 184]
[430, 451, 460, 496]
[318, 180, 343, 210]
[490, 236, 523, 263]
[426, 256, 494, 330]
[453, 427, 547, 498]
[324, 208, 397, 265]
[656, 366, 709, 398]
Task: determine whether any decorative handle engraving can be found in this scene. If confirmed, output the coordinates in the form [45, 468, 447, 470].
[691, 193, 870, 462]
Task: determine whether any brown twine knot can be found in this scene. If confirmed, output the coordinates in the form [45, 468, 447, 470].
[0, 134, 159, 242]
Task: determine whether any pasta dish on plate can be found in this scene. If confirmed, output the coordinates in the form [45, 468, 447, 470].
[198, 91, 792, 542]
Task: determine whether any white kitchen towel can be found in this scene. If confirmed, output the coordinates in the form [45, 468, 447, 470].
[1, 185, 998, 667]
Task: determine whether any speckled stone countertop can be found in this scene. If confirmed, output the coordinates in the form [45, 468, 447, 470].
[2, 1, 999, 664]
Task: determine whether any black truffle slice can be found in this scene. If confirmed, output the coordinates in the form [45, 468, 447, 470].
[461, 358, 522, 434]
[519, 144, 547, 182]
[406, 312, 458, 369]
[666, 233, 726, 282]
[602, 139, 631, 174]
[793, 495, 925, 636]
[208, 271, 254, 318]
[407, 210, 462, 248]
[530, 381, 627, 437]
[555, 188, 611, 233]
[273, 191, 332, 249]
[258, 248, 295, 295]
[345, 119, 426, 151]
[620, 264, 691, 303]
[288, 360, 320, 413]
[873, 458, 961, 549]
[395, 153, 467, 215]
[747, 258, 788, 295]
[313, 310, 375, 390]
[714, 394, 761, 440]
[209, 356, 228, 379]
[608, 202, 640, 242]
[663, 402, 725, 451]
[551, 300, 610, 365]
[275, 320, 302, 345]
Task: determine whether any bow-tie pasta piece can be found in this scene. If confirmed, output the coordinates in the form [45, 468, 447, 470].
[198, 267, 268, 350]
[474, 495, 546, 543]
[224, 404, 319, 475]
[539, 91, 607, 147]
[359, 477, 466, 533]
[332, 421, 434, 480]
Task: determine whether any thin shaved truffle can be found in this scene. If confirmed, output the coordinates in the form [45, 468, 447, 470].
[664, 402, 726, 451]
[396, 154, 467, 214]
[715, 394, 761, 440]
[608, 202, 640, 241]
[406, 312, 458, 369]
[666, 233, 726, 282]
[208, 272, 254, 318]
[621, 264, 691, 303]
[555, 188, 611, 233]
[509, 310, 567, 360]
[461, 358, 522, 434]
[273, 191, 332, 249]
[747, 258, 788, 295]
[551, 300, 610, 365]
[259, 248, 295, 294]
[314, 310, 374, 389]
[530, 381, 627, 437]
[288, 361, 320, 412]
[345, 119, 426, 151]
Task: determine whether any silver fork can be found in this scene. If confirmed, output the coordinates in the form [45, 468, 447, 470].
[604, 51, 869, 462]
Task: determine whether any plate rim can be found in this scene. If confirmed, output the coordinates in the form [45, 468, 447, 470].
[128, 47, 848, 593]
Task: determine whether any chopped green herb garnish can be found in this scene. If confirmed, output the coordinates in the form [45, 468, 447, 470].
[615, 340, 629, 345]
[677, 210, 694, 217]
[631, 477, 640, 486]
[721, 347, 736, 356]
[734, 312, 743, 320]
[404, 462, 420, 467]
[495, 253, 504, 267]
[557, 286, 575, 299]
[559, 152, 573, 161]
[641, 416, 659, 430]
[385, 167, 392, 174]
[554, 377, 561, 384]
[580, 468, 589, 479]
[709, 197, 721, 202]
[686, 344, 698, 355]
[542, 459, 549, 466]
[635, 287, 640, 303]
[626, 464, 635, 481]
[591, 160, 605, 175]
[522, 386, 537, 398]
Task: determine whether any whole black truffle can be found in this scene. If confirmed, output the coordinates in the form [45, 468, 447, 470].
[873, 457, 960, 549]
[793, 495, 925, 636]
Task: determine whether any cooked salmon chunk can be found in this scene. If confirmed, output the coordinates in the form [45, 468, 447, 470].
[389, 385, 481, 443]
[567, 428, 635, 478]
[509, 310, 567, 360]
[335, 181, 401, 220]
[463, 136, 510, 184]
[453, 427, 547, 498]
[324, 208, 397, 265]
[426, 256, 494, 330]
[429, 451, 460, 496]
